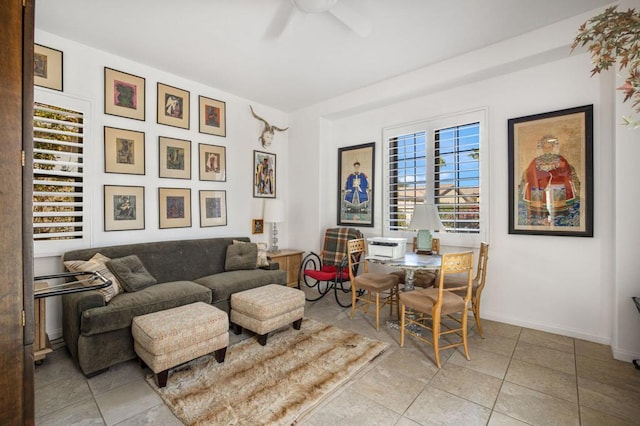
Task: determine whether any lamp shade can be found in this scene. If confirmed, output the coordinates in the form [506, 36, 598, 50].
[264, 198, 285, 223]
[409, 203, 442, 231]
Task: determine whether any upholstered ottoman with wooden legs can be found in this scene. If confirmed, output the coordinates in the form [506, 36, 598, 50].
[230, 284, 305, 346]
[132, 302, 228, 388]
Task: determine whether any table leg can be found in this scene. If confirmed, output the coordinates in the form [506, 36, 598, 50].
[404, 269, 416, 292]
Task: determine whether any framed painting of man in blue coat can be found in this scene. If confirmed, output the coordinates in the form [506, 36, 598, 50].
[338, 142, 374, 227]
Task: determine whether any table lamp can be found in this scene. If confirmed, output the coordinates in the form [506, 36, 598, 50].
[263, 198, 285, 253]
[409, 203, 442, 254]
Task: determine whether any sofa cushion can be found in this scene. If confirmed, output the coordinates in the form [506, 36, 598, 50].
[64, 253, 122, 303]
[80, 281, 212, 336]
[225, 243, 258, 271]
[233, 240, 269, 267]
[106, 255, 157, 292]
[195, 269, 286, 304]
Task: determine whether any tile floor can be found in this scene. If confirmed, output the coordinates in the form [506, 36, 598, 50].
[35, 288, 640, 425]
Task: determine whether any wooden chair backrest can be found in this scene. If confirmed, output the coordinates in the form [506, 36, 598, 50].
[347, 238, 368, 280]
[475, 242, 489, 286]
[437, 251, 474, 302]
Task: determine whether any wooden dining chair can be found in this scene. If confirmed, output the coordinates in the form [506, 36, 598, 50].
[443, 242, 489, 337]
[347, 238, 400, 331]
[399, 251, 474, 368]
[390, 237, 440, 289]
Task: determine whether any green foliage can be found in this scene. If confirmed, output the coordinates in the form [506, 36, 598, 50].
[572, 6, 640, 127]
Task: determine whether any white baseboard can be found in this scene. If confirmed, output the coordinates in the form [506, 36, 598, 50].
[48, 328, 63, 341]
[612, 346, 640, 364]
[482, 311, 610, 345]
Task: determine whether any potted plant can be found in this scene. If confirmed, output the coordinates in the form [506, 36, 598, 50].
[572, 6, 640, 127]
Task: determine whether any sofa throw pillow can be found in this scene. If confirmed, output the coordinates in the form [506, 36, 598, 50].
[225, 242, 258, 271]
[63, 253, 122, 303]
[233, 240, 270, 268]
[106, 255, 157, 292]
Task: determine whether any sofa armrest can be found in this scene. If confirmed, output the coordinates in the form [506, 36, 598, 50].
[61, 290, 105, 362]
[260, 260, 280, 270]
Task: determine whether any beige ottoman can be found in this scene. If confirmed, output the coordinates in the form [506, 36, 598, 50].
[230, 284, 305, 346]
[132, 302, 228, 388]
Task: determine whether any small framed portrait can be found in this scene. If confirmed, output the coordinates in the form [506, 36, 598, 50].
[338, 142, 374, 227]
[199, 95, 226, 137]
[157, 83, 190, 129]
[252, 219, 264, 234]
[158, 187, 191, 229]
[34, 44, 63, 91]
[508, 104, 594, 237]
[199, 190, 227, 227]
[159, 136, 191, 179]
[104, 185, 145, 231]
[104, 67, 146, 121]
[198, 143, 226, 181]
[253, 150, 276, 198]
[104, 126, 145, 175]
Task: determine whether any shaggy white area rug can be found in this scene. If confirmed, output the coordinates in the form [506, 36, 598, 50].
[146, 318, 388, 425]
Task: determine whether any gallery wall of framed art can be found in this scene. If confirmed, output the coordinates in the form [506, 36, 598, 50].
[34, 37, 287, 240]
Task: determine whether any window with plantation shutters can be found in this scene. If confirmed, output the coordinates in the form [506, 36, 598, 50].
[383, 109, 487, 247]
[388, 131, 427, 231]
[435, 122, 480, 233]
[33, 101, 86, 248]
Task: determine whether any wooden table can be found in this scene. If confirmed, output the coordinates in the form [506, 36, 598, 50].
[268, 249, 304, 287]
[34, 282, 53, 363]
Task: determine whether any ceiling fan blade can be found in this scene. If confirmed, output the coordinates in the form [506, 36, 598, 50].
[264, 1, 296, 39]
[329, 1, 372, 37]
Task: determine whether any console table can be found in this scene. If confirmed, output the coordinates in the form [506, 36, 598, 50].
[33, 271, 111, 363]
[268, 249, 304, 287]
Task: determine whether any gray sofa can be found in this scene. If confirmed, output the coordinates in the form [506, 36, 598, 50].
[61, 237, 286, 376]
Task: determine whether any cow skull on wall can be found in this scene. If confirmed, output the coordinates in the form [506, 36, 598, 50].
[250, 105, 288, 148]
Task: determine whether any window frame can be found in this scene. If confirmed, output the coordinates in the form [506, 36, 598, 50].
[382, 108, 488, 248]
[33, 89, 92, 258]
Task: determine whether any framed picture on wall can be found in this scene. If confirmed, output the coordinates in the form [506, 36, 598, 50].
[104, 126, 145, 175]
[199, 190, 227, 227]
[198, 143, 226, 181]
[104, 67, 146, 121]
[103, 185, 145, 231]
[338, 142, 375, 227]
[199, 95, 226, 136]
[508, 104, 593, 237]
[158, 187, 191, 229]
[159, 136, 191, 179]
[253, 150, 276, 198]
[252, 219, 264, 234]
[34, 44, 63, 91]
[157, 83, 190, 129]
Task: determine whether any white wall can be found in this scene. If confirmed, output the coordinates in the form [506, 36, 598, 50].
[288, 7, 640, 361]
[34, 30, 289, 339]
[613, 0, 640, 359]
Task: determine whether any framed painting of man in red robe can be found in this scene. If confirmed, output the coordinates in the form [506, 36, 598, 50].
[508, 105, 593, 237]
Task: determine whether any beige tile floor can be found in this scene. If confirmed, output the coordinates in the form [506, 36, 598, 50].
[35, 288, 640, 425]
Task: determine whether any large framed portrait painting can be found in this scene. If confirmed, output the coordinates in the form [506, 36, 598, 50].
[508, 105, 593, 237]
[337, 142, 374, 227]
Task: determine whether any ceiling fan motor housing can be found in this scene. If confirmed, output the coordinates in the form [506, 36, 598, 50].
[293, 0, 338, 14]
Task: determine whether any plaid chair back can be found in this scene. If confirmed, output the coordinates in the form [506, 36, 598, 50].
[320, 227, 363, 266]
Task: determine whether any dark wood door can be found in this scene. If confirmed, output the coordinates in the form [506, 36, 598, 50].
[0, 0, 35, 424]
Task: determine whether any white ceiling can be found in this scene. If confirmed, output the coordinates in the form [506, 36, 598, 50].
[35, 0, 612, 112]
